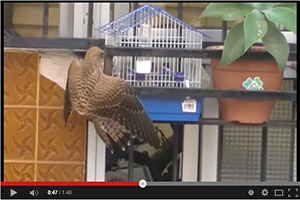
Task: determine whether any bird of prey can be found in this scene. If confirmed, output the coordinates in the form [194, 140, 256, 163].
[63, 47, 161, 153]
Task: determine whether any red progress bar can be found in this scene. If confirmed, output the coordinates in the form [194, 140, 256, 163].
[1, 181, 139, 186]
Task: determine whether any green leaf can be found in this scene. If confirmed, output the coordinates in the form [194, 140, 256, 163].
[201, 3, 254, 20]
[244, 9, 268, 53]
[264, 7, 296, 33]
[249, 3, 280, 10]
[262, 21, 289, 70]
[221, 23, 245, 66]
[274, 3, 296, 11]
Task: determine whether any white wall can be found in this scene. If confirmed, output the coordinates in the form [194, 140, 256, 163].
[73, 3, 89, 38]
[182, 125, 199, 181]
[59, 3, 74, 37]
[114, 3, 130, 19]
[200, 98, 219, 181]
[94, 3, 110, 39]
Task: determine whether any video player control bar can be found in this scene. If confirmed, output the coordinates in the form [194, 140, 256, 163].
[1, 183, 299, 199]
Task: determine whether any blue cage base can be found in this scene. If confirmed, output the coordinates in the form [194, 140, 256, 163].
[138, 96, 202, 122]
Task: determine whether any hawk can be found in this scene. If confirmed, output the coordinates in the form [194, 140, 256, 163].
[63, 47, 161, 153]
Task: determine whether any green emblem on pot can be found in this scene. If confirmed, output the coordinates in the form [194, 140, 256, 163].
[242, 77, 264, 90]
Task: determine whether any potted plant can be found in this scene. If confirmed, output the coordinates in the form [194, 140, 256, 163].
[201, 3, 296, 123]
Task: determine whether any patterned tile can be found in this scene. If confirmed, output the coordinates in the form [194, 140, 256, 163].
[4, 163, 34, 181]
[39, 75, 64, 107]
[3, 50, 87, 182]
[37, 163, 85, 181]
[4, 51, 38, 105]
[38, 109, 86, 161]
[4, 108, 36, 160]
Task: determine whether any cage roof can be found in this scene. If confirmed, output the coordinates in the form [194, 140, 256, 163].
[98, 4, 209, 37]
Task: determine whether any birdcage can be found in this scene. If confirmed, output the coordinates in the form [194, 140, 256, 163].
[99, 5, 206, 122]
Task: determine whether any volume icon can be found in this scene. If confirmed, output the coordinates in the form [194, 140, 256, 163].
[29, 189, 39, 197]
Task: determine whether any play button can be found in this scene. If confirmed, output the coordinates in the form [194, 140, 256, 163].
[10, 189, 17, 197]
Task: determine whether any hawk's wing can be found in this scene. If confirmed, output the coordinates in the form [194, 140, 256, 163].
[88, 76, 161, 150]
[63, 59, 82, 124]
[63, 79, 72, 124]
[65, 57, 161, 151]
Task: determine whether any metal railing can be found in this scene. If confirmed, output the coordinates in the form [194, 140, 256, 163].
[103, 46, 297, 182]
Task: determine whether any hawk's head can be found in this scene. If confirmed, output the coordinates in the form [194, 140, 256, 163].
[85, 46, 104, 65]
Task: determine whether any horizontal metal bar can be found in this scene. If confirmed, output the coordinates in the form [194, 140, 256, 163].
[134, 87, 296, 101]
[105, 47, 297, 61]
[202, 42, 297, 52]
[4, 37, 105, 50]
[153, 118, 296, 127]
[198, 118, 296, 127]
[4, 36, 296, 54]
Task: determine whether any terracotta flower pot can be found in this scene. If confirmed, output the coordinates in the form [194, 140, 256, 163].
[211, 49, 283, 124]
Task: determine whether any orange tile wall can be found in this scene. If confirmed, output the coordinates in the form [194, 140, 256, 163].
[4, 50, 87, 181]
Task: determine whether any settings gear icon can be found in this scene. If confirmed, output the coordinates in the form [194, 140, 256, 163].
[261, 188, 269, 197]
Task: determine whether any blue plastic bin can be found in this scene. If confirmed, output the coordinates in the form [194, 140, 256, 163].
[138, 96, 202, 122]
